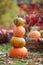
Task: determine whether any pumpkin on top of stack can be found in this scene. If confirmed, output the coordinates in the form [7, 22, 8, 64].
[13, 17, 25, 26]
[10, 17, 28, 58]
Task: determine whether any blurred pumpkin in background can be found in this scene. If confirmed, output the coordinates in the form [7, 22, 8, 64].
[29, 31, 41, 39]
[40, 30, 43, 38]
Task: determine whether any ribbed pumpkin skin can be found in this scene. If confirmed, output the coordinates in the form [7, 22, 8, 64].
[14, 17, 24, 26]
[10, 37, 26, 48]
[13, 26, 25, 37]
[40, 30, 43, 38]
[10, 37, 14, 45]
[10, 47, 28, 58]
[29, 31, 41, 39]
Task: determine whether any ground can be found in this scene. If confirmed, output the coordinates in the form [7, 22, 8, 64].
[0, 43, 43, 65]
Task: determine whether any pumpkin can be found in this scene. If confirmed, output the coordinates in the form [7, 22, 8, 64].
[40, 30, 43, 38]
[10, 47, 28, 58]
[10, 37, 26, 48]
[10, 37, 14, 45]
[13, 26, 25, 37]
[14, 17, 25, 26]
[29, 31, 41, 39]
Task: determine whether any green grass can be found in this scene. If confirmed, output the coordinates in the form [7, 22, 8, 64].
[0, 44, 11, 53]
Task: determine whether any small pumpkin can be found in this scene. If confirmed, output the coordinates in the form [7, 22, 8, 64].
[10, 37, 26, 48]
[40, 30, 43, 38]
[10, 47, 28, 58]
[13, 26, 25, 37]
[29, 31, 41, 39]
[14, 17, 25, 26]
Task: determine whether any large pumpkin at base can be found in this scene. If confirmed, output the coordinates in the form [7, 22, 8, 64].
[29, 31, 41, 38]
[10, 47, 28, 58]
[40, 30, 43, 38]
[13, 26, 25, 37]
[10, 37, 26, 48]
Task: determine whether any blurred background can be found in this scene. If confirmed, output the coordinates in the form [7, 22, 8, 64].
[0, 0, 43, 29]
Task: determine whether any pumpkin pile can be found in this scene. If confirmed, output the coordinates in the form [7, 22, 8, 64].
[10, 17, 28, 58]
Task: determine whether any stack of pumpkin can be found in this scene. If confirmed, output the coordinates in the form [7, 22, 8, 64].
[10, 17, 28, 58]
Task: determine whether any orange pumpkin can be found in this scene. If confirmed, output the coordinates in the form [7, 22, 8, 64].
[14, 17, 25, 26]
[29, 31, 41, 39]
[13, 26, 25, 37]
[10, 37, 26, 48]
[10, 47, 28, 58]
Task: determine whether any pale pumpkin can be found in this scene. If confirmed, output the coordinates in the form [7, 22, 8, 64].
[10, 37, 26, 48]
[40, 30, 43, 38]
[13, 26, 25, 37]
[10, 47, 28, 58]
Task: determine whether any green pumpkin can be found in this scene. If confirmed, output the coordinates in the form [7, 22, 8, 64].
[13, 17, 25, 26]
